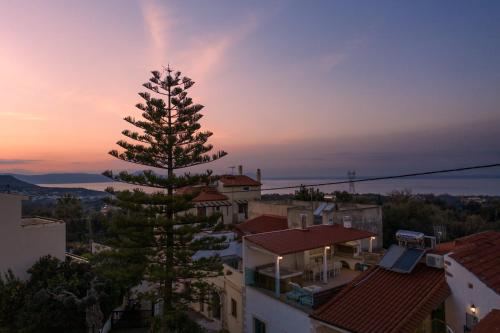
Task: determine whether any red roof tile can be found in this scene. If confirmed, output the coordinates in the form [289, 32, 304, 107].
[219, 175, 261, 187]
[428, 241, 458, 255]
[471, 309, 500, 333]
[176, 186, 228, 202]
[312, 264, 450, 333]
[245, 224, 375, 255]
[449, 231, 500, 294]
[235, 214, 288, 236]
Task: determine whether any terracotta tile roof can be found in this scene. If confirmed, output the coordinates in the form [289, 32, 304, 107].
[218, 175, 261, 187]
[176, 186, 228, 202]
[428, 241, 457, 255]
[449, 231, 500, 294]
[312, 264, 450, 333]
[428, 231, 500, 255]
[245, 224, 375, 255]
[235, 214, 288, 236]
[471, 309, 500, 333]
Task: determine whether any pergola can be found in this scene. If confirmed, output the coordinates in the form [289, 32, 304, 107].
[245, 224, 376, 296]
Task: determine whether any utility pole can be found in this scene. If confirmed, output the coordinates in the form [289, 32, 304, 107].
[348, 170, 356, 194]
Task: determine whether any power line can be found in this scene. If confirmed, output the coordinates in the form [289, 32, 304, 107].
[220, 162, 500, 194]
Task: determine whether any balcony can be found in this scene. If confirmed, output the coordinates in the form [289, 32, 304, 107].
[245, 263, 360, 312]
[243, 224, 377, 311]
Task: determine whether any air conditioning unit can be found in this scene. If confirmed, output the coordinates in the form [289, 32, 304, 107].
[426, 254, 444, 269]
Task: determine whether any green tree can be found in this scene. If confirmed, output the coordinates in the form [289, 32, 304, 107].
[54, 194, 85, 242]
[0, 256, 120, 333]
[294, 185, 324, 201]
[96, 67, 227, 331]
[382, 191, 448, 246]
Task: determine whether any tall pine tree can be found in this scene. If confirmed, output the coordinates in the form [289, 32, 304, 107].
[97, 67, 228, 331]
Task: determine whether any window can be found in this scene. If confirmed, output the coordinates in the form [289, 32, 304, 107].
[243, 186, 250, 191]
[238, 203, 248, 218]
[231, 298, 237, 318]
[253, 317, 266, 333]
[468, 282, 473, 289]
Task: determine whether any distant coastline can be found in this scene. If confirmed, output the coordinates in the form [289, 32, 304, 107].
[3, 172, 499, 185]
[37, 178, 500, 196]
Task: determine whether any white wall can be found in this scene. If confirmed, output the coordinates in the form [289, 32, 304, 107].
[243, 240, 277, 269]
[245, 286, 313, 333]
[444, 254, 500, 332]
[224, 264, 244, 333]
[0, 194, 66, 279]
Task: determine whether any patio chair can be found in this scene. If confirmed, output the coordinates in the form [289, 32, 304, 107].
[286, 282, 307, 302]
[299, 290, 314, 307]
[333, 261, 342, 277]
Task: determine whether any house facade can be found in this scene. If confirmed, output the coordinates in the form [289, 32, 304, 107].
[248, 200, 383, 252]
[242, 224, 378, 333]
[0, 193, 66, 279]
[216, 167, 262, 224]
[442, 232, 500, 333]
[177, 166, 261, 225]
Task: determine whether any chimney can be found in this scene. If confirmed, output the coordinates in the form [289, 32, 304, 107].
[238, 165, 243, 175]
[256, 168, 261, 183]
[300, 214, 307, 229]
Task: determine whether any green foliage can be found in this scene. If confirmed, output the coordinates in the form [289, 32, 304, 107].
[151, 311, 208, 333]
[54, 194, 86, 242]
[382, 190, 500, 246]
[294, 185, 324, 201]
[0, 256, 122, 333]
[97, 67, 228, 331]
[332, 190, 354, 203]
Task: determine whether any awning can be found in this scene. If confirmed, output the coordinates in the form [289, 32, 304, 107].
[234, 199, 248, 204]
[194, 201, 232, 208]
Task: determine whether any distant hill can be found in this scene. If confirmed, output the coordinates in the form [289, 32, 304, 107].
[0, 175, 39, 190]
[9, 173, 109, 184]
[0, 175, 107, 199]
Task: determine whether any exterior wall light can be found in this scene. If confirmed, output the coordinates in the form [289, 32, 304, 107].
[370, 236, 376, 240]
[277, 256, 283, 260]
[325, 246, 331, 250]
[470, 304, 477, 314]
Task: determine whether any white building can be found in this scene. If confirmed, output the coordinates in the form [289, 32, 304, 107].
[0, 193, 66, 279]
[176, 166, 261, 225]
[242, 224, 377, 333]
[190, 231, 245, 333]
[442, 231, 500, 333]
[216, 166, 262, 224]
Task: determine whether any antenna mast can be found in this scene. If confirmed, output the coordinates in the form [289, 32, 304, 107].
[348, 170, 356, 194]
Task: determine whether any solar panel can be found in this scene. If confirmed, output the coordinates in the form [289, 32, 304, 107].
[378, 245, 406, 269]
[391, 248, 425, 273]
[314, 202, 328, 216]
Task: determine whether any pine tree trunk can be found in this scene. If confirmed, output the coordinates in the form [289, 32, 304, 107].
[164, 81, 174, 317]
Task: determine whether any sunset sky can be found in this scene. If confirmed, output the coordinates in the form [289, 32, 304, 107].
[1, 1, 499, 177]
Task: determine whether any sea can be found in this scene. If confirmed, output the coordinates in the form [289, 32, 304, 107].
[38, 177, 500, 196]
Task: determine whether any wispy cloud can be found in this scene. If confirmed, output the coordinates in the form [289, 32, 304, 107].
[141, 1, 172, 63]
[0, 112, 45, 121]
[140, 2, 260, 81]
[317, 36, 369, 73]
[0, 159, 41, 165]
[319, 53, 348, 72]
[181, 13, 259, 81]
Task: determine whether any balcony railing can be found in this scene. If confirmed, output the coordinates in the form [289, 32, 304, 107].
[245, 267, 346, 309]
